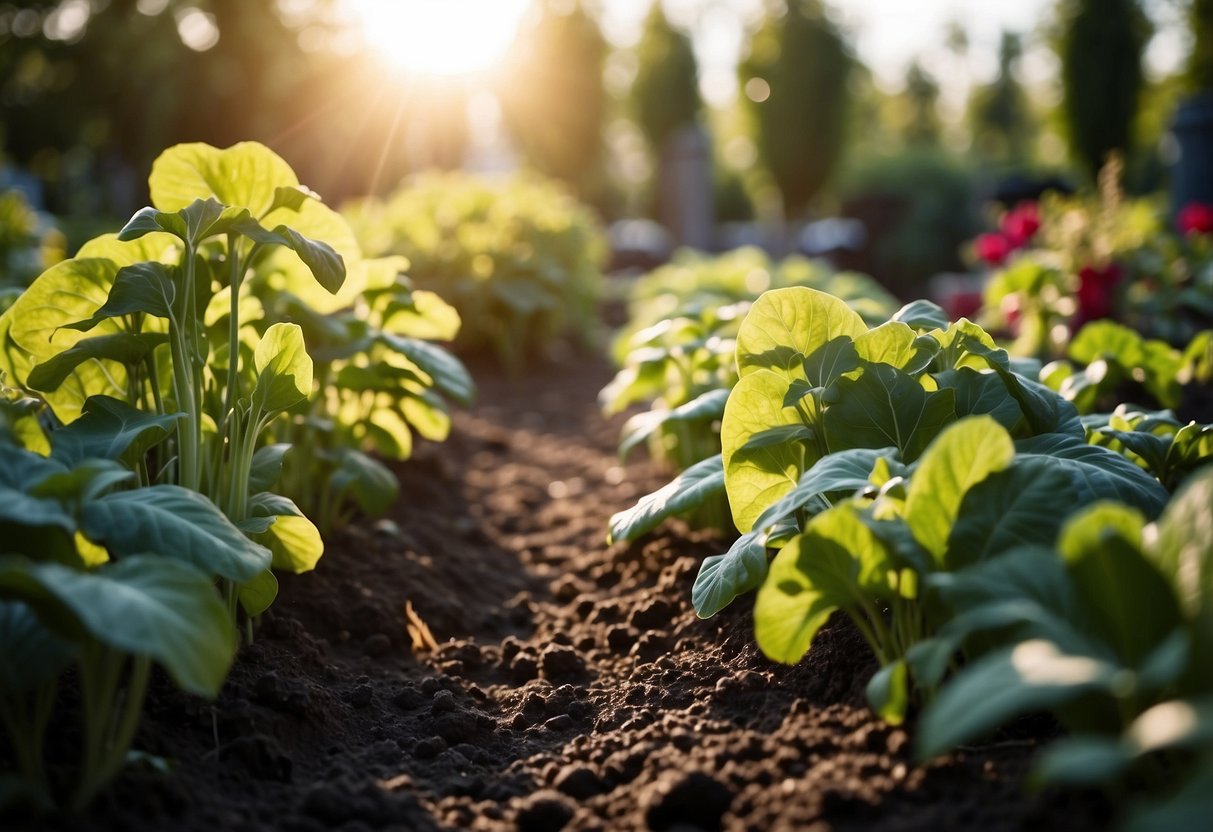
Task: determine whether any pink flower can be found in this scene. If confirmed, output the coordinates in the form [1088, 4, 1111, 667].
[1177, 202, 1213, 236]
[1001, 202, 1040, 248]
[975, 233, 1012, 266]
[1075, 262, 1122, 327]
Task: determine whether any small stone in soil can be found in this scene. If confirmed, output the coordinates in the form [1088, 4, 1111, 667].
[414, 736, 447, 758]
[540, 645, 586, 681]
[431, 689, 458, 714]
[512, 654, 540, 683]
[554, 765, 605, 799]
[544, 714, 575, 732]
[515, 790, 575, 832]
[644, 771, 733, 832]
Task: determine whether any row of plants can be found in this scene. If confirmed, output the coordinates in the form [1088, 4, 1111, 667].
[610, 286, 1212, 827]
[0, 142, 472, 811]
[345, 172, 607, 371]
[600, 247, 897, 531]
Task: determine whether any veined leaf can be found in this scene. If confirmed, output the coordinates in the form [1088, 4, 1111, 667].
[0, 555, 235, 697]
[608, 454, 725, 543]
[892, 299, 950, 332]
[252, 323, 313, 414]
[722, 369, 812, 532]
[735, 287, 866, 380]
[379, 334, 474, 406]
[753, 447, 891, 532]
[238, 569, 278, 617]
[1015, 433, 1168, 516]
[618, 388, 728, 459]
[81, 486, 271, 582]
[149, 141, 299, 218]
[904, 416, 1014, 564]
[65, 262, 176, 331]
[692, 529, 768, 618]
[755, 504, 893, 664]
[50, 395, 181, 468]
[823, 362, 956, 462]
[27, 332, 168, 394]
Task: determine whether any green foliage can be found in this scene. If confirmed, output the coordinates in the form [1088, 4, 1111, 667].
[633, 4, 701, 153]
[740, 0, 852, 217]
[0, 189, 63, 300]
[498, 0, 607, 196]
[967, 32, 1034, 166]
[0, 141, 468, 809]
[347, 172, 605, 370]
[1059, 0, 1151, 178]
[1190, 0, 1213, 92]
[604, 249, 897, 537]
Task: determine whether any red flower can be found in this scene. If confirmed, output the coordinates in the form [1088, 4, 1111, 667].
[975, 233, 1012, 266]
[1001, 202, 1040, 248]
[1075, 262, 1122, 327]
[1177, 202, 1213, 236]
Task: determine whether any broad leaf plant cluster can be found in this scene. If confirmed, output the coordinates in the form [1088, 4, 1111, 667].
[0, 142, 470, 811]
[612, 286, 1213, 825]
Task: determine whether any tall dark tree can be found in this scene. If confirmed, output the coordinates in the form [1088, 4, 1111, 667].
[632, 3, 701, 153]
[497, 0, 607, 198]
[1059, 0, 1151, 179]
[968, 32, 1033, 165]
[901, 60, 941, 146]
[739, 0, 852, 218]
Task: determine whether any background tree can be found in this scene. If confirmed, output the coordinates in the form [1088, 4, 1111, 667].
[899, 60, 942, 146]
[1058, 0, 1151, 179]
[967, 32, 1034, 166]
[632, 3, 701, 153]
[498, 0, 607, 200]
[739, 0, 852, 219]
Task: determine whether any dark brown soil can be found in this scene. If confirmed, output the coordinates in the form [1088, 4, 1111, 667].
[11, 352, 1112, 832]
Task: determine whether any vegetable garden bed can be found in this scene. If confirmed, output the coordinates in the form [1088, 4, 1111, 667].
[30, 352, 1109, 832]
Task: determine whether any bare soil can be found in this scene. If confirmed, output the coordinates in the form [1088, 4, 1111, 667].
[13, 351, 1111, 832]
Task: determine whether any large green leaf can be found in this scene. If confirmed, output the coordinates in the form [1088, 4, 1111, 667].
[49, 395, 181, 468]
[80, 486, 271, 582]
[754, 505, 892, 663]
[937, 367, 1023, 432]
[27, 332, 169, 394]
[722, 369, 811, 532]
[945, 459, 1076, 569]
[735, 287, 866, 379]
[892, 299, 950, 331]
[853, 321, 920, 369]
[692, 529, 769, 618]
[752, 447, 889, 532]
[256, 513, 323, 574]
[823, 362, 955, 462]
[248, 443, 290, 493]
[65, 262, 177, 331]
[0, 555, 235, 697]
[1015, 433, 1168, 516]
[903, 416, 1015, 563]
[618, 388, 728, 459]
[0, 259, 129, 422]
[916, 639, 1123, 759]
[1059, 506, 1183, 667]
[149, 141, 299, 218]
[608, 454, 726, 543]
[251, 323, 313, 414]
[379, 334, 474, 406]
[1150, 467, 1213, 623]
[329, 449, 399, 517]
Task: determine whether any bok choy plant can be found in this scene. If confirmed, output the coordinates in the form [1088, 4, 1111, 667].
[0, 141, 351, 622]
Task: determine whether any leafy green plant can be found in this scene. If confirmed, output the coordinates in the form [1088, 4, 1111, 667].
[911, 467, 1213, 827]
[254, 256, 474, 534]
[0, 404, 243, 811]
[604, 250, 897, 536]
[0, 189, 64, 307]
[346, 172, 606, 370]
[0, 142, 354, 624]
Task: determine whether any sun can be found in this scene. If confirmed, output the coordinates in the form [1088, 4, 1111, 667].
[349, 0, 531, 79]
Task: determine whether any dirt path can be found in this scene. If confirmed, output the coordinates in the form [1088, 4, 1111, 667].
[30, 353, 1108, 832]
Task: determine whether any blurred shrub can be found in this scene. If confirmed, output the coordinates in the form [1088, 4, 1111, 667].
[346, 172, 606, 370]
[740, 0, 852, 218]
[0, 189, 64, 306]
[839, 149, 979, 298]
[633, 3, 701, 154]
[498, 0, 607, 200]
[1059, 0, 1151, 179]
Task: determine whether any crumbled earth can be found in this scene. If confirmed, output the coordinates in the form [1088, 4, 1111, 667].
[14, 351, 1112, 831]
